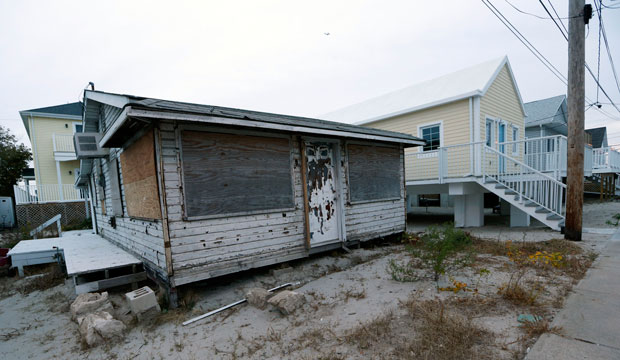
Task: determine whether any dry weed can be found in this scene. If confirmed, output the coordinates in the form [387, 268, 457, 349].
[497, 270, 540, 306]
[19, 265, 65, 294]
[520, 319, 562, 338]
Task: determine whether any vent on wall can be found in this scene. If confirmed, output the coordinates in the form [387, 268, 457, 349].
[74, 132, 109, 158]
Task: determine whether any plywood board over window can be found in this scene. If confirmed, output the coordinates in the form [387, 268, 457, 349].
[119, 130, 162, 220]
[347, 144, 401, 203]
[181, 130, 294, 219]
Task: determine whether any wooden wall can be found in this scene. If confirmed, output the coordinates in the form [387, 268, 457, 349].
[161, 122, 307, 287]
[91, 122, 168, 279]
[342, 143, 407, 242]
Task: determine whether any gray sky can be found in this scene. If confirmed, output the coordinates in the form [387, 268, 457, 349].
[1, 0, 619, 148]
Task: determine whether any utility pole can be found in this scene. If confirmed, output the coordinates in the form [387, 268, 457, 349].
[565, 0, 590, 241]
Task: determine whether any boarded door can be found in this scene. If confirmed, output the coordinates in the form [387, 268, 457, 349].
[305, 141, 340, 247]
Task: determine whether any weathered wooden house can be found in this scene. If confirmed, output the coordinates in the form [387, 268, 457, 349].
[74, 90, 423, 301]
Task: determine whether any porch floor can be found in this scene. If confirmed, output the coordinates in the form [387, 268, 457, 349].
[8, 230, 145, 293]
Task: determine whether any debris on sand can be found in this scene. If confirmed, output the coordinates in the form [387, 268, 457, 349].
[268, 290, 305, 315]
[245, 288, 272, 310]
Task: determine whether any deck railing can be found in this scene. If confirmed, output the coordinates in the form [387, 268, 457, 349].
[13, 184, 86, 204]
[53, 134, 75, 153]
[405, 142, 484, 182]
[593, 147, 620, 171]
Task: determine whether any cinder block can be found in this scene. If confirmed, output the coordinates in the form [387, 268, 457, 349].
[125, 286, 160, 319]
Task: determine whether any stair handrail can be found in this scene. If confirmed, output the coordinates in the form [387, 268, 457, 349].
[30, 214, 62, 239]
[482, 145, 566, 218]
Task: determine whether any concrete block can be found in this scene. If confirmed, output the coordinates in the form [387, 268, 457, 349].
[125, 286, 160, 319]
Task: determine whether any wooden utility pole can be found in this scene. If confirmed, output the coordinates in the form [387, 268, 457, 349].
[565, 0, 587, 241]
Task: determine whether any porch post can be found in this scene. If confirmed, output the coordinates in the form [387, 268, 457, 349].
[55, 160, 64, 201]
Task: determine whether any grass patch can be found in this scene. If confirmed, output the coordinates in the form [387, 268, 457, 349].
[497, 270, 540, 306]
[520, 319, 562, 338]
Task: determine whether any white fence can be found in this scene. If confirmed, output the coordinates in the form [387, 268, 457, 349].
[405, 142, 484, 182]
[53, 134, 75, 153]
[13, 184, 86, 204]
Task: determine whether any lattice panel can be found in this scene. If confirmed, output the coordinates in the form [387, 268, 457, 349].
[16, 201, 91, 229]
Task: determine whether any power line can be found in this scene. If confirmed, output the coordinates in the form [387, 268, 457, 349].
[504, 0, 583, 19]
[537, 0, 620, 113]
[595, 0, 620, 96]
[482, 0, 568, 85]
[483, 0, 620, 122]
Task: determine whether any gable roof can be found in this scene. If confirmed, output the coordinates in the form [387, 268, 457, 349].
[321, 56, 525, 125]
[586, 127, 607, 148]
[19, 102, 84, 138]
[83, 90, 425, 148]
[524, 95, 567, 128]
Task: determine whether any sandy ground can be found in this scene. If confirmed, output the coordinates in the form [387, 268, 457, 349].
[0, 223, 611, 360]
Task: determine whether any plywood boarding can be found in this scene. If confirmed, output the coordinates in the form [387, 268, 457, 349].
[180, 130, 294, 218]
[92, 150, 168, 277]
[347, 144, 401, 202]
[120, 130, 161, 220]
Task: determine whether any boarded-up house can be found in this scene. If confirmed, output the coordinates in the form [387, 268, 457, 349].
[74, 90, 423, 302]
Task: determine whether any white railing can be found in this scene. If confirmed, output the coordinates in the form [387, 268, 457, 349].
[500, 135, 594, 177]
[405, 142, 484, 182]
[13, 184, 86, 204]
[53, 133, 75, 153]
[483, 146, 566, 218]
[593, 147, 620, 171]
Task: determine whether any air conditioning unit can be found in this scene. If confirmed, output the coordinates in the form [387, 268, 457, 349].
[74, 132, 109, 158]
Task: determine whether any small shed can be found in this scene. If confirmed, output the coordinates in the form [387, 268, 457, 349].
[75, 90, 423, 301]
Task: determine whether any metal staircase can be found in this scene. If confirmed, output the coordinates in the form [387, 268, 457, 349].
[478, 146, 566, 231]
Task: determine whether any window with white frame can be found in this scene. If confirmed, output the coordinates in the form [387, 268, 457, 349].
[73, 122, 83, 133]
[420, 124, 441, 151]
[485, 119, 494, 147]
[512, 125, 519, 155]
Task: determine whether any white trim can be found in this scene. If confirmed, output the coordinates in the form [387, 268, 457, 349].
[417, 120, 443, 152]
[511, 124, 519, 155]
[55, 160, 64, 201]
[355, 90, 482, 126]
[479, 56, 527, 115]
[19, 111, 82, 122]
[73, 122, 83, 133]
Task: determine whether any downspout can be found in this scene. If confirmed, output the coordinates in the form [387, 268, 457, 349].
[29, 115, 42, 190]
[89, 174, 98, 234]
[469, 97, 474, 175]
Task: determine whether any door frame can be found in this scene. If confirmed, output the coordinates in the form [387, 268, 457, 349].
[301, 136, 346, 248]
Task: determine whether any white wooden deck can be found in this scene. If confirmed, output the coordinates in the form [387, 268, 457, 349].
[8, 230, 145, 293]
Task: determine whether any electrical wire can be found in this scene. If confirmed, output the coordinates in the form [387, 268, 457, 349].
[538, 0, 620, 114]
[504, 0, 583, 19]
[595, 0, 620, 96]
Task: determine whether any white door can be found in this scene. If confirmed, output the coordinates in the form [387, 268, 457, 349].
[305, 141, 340, 247]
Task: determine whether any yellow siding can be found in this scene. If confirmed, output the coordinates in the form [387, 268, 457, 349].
[366, 99, 471, 181]
[479, 64, 525, 162]
[30, 116, 81, 186]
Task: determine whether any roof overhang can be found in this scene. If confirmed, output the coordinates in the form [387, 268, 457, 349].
[100, 107, 425, 148]
[18, 111, 82, 140]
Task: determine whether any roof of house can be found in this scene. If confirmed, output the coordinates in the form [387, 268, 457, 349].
[83, 90, 425, 148]
[22, 102, 83, 117]
[524, 95, 566, 128]
[320, 56, 525, 125]
[585, 127, 607, 148]
[19, 102, 83, 139]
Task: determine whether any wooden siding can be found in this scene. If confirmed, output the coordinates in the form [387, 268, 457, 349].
[480, 65, 526, 156]
[365, 99, 471, 181]
[92, 143, 167, 279]
[164, 123, 307, 286]
[343, 143, 406, 242]
[30, 116, 81, 186]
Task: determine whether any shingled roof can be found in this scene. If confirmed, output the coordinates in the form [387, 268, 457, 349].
[585, 127, 607, 148]
[524, 95, 566, 127]
[22, 102, 83, 117]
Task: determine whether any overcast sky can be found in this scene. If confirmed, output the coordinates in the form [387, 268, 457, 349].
[1, 0, 619, 148]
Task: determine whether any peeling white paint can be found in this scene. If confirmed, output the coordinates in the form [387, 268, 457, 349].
[306, 142, 339, 246]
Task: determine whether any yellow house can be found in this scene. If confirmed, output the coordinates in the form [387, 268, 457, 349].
[17, 102, 85, 203]
[323, 57, 567, 231]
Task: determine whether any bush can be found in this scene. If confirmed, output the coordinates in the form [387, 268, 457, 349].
[388, 223, 474, 283]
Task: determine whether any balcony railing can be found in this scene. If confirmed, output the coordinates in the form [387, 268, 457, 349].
[53, 133, 75, 153]
[593, 147, 620, 171]
[13, 184, 86, 204]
